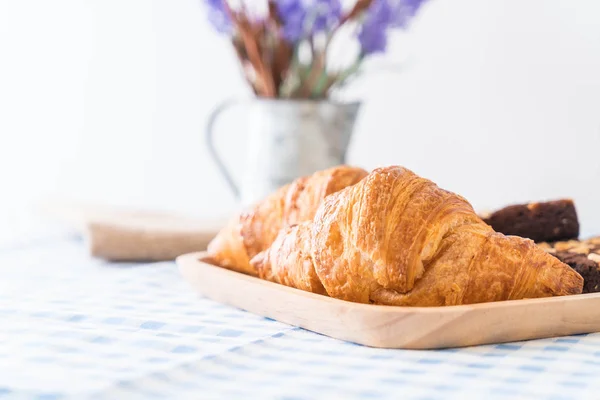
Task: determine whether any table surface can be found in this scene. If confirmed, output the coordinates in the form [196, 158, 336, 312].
[2, 217, 600, 400]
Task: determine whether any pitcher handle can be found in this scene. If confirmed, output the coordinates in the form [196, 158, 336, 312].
[205, 98, 248, 199]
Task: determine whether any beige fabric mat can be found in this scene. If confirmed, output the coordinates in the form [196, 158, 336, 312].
[40, 202, 226, 262]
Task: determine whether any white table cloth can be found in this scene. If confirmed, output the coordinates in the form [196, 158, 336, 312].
[2, 217, 600, 399]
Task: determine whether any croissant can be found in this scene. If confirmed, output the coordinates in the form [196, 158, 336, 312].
[206, 165, 368, 276]
[252, 166, 584, 306]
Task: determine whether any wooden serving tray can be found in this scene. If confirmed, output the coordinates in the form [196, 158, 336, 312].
[177, 252, 600, 349]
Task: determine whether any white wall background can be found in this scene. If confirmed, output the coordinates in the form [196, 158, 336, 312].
[1, 0, 600, 235]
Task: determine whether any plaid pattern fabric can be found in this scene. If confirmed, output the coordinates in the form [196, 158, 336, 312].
[2, 231, 600, 399]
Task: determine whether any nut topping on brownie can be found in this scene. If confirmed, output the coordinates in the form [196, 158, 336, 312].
[538, 236, 600, 294]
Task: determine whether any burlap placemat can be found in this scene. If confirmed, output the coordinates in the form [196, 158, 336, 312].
[41, 202, 225, 262]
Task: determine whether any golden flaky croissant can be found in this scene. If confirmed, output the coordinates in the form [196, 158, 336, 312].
[252, 166, 583, 306]
[206, 165, 368, 276]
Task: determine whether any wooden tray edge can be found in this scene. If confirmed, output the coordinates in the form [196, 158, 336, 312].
[176, 252, 600, 349]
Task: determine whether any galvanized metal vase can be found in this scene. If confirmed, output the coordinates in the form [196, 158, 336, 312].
[206, 99, 361, 207]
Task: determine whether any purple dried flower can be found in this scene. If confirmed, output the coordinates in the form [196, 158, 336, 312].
[358, 26, 387, 55]
[200, 0, 430, 99]
[358, 0, 391, 54]
[275, 0, 305, 40]
[275, 0, 342, 41]
[312, 0, 342, 31]
[204, 0, 232, 34]
[358, 0, 426, 54]
[389, 0, 425, 28]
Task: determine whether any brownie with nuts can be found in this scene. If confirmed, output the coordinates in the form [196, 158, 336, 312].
[482, 199, 579, 243]
[538, 237, 600, 293]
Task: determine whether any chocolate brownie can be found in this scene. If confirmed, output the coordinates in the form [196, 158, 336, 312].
[482, 199, 579, 243]
[538, 237, 600, 293]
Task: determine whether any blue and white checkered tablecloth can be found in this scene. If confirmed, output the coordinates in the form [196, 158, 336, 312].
[2, 223, 600, 399]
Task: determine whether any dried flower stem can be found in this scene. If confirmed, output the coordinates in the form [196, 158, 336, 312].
[232, 36, 259, 94]
[223, 2, 276, 97]
[268, 1, 293, 91]
[298, 0, 374, 97]
[341, 0, 374, 25]
[323, 55, 365, 93]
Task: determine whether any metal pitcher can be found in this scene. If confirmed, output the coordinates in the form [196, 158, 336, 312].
[206, 99, 361, 207]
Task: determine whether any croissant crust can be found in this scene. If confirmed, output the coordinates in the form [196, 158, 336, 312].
[252, 166, 583, 306]
[207, 165, 368, 275]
